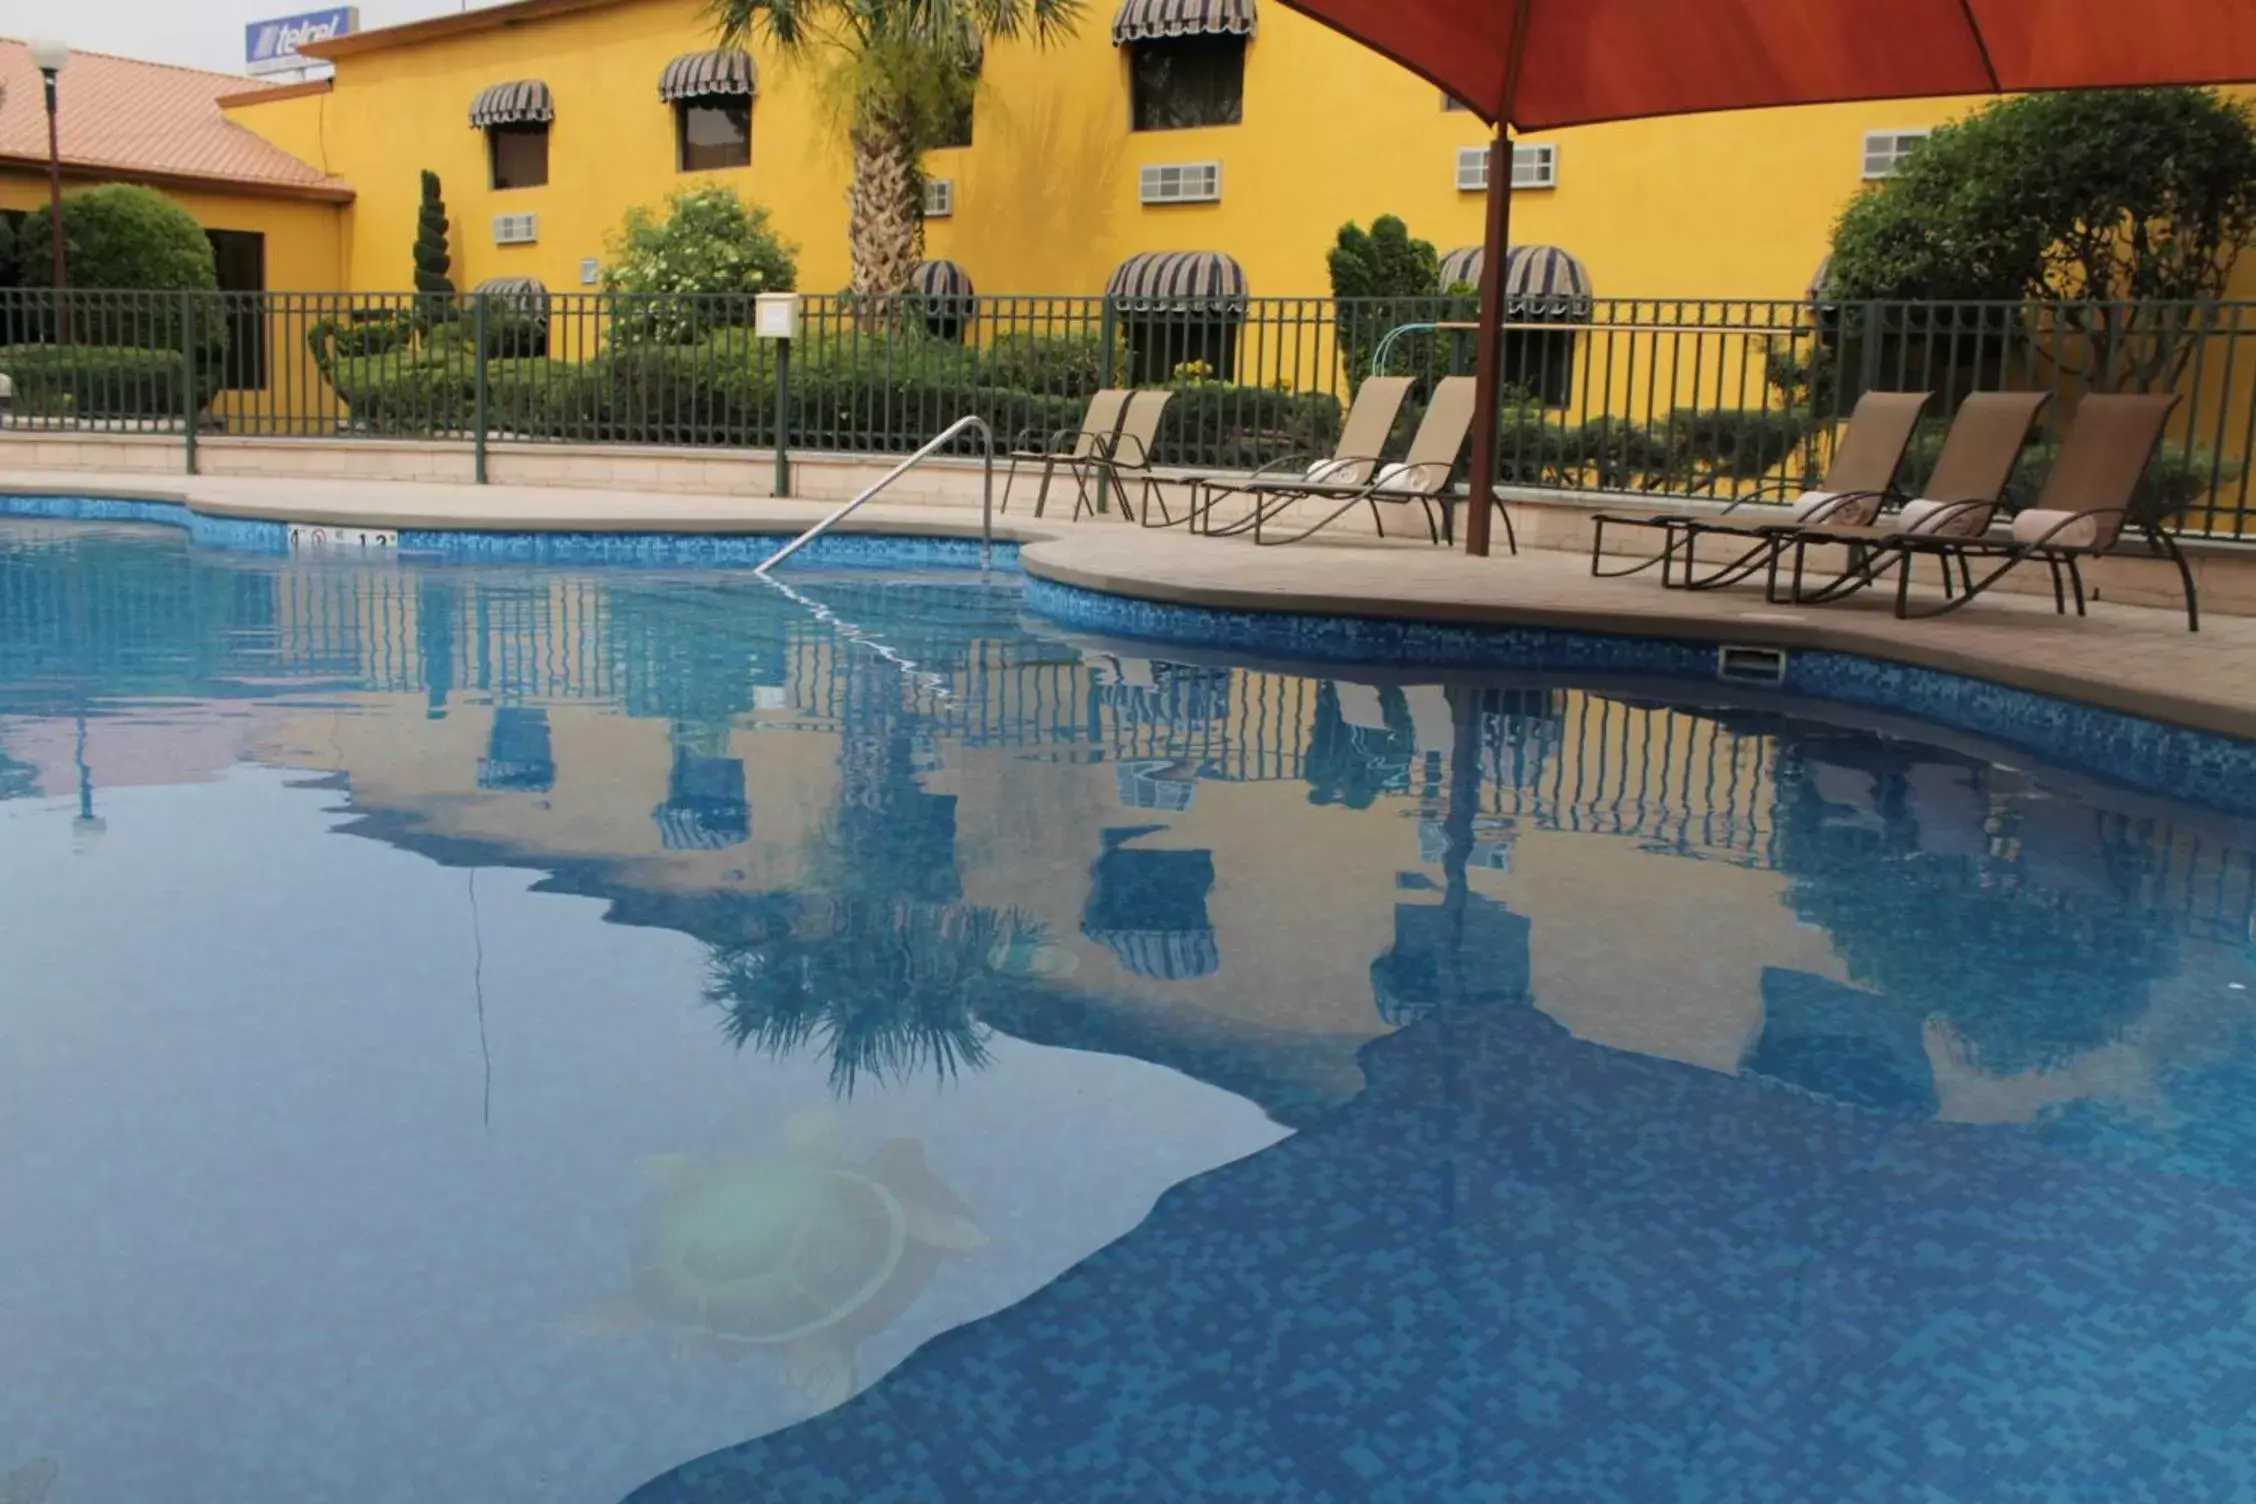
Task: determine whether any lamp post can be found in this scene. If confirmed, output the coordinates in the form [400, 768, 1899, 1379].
[28, 38, 70, 345]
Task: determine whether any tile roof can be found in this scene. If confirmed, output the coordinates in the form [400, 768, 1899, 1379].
[0, 40, 351, 201]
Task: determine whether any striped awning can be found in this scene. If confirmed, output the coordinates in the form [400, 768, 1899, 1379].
[474, 276, 550, 319]
[1105, 251, 1249, 314]
[1435, 244, 1594, 318]
[911, 259, 976, 303]
[469, 79, 553, 128]
[1808, 254, 1834, 304]
[1086, 928, 1222, 981]
[658, 49, 758, 102]
[1112, 0, 1258, 45]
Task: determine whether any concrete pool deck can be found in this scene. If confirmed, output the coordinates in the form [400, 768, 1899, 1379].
[9, 468, 2256, 741]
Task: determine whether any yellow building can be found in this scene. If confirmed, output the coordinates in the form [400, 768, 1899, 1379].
[198, 0, 2105, 305]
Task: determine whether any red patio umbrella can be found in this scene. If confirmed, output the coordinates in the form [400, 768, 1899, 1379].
[1273, 0, 2256, 555]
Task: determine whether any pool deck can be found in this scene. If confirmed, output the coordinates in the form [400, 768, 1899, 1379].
[10, 468, 2256, 741]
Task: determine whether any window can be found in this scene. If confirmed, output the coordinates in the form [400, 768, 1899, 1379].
[489, 122, 550, 190]
[923, 179, 956, 218]
[1131, 36, 1245, 132]
[205, 228, 268, 391]
[1455, 144, 1558, 192]
[1139, 162, 1223, 205]
[1861, 130, 1929, 179]
[677, 98, 751, 172]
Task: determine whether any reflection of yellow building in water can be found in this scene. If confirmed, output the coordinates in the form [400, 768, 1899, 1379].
[182, 561, 2256, 1127]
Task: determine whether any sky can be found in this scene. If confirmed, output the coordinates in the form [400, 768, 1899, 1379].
[0, 0, 488, 77]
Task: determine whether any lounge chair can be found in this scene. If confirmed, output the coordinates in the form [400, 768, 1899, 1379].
[1073, 390, 1175, 522]
[1882, 392, 2195, 631]
[1000, 388, 1130, 517]
[1205, 376, 1480, 546]
[1159, 375, 1416, 532]
[1589, 390, 1931, 587]
[1765, 390, 2053, 605]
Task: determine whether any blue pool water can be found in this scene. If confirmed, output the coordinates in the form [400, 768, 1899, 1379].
[6, 517, 2256, 1503]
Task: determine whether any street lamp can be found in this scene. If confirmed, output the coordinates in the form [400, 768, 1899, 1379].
[27, 38, 70, 344]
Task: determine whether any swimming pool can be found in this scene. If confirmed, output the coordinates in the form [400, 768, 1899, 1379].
[6, 515, 2256, 1503]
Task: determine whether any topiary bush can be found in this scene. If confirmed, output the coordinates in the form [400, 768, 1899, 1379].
[14, 185, 217, 295]
[980, 333, 1120, 400]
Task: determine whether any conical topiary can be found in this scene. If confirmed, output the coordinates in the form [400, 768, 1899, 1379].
[413, 169, 455, 324]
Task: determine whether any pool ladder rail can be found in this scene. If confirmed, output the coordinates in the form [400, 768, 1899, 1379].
[754, 416, 996, 576]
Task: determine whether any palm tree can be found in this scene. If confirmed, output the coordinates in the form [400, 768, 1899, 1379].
[714, 0, 1083, 298]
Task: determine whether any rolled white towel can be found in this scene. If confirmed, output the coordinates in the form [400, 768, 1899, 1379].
[1895, 498, 1990, 538]
[2010, 508, 2106, 549]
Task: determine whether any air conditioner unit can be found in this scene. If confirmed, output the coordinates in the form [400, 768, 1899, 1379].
[492, 212, 540, 246]
[1861, 130, 1930, 180]
[1139, 161, 1222, 206]
[924, 178, 956, 218]
[1459, 144, 1559, 192]
[1513, 143, 1559, 189]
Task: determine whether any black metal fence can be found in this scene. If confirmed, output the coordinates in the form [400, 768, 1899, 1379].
[4, 288, 2254, 535]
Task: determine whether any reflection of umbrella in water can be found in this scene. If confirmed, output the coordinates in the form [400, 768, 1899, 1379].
[1081, 827, 1220, 981]
[655, 746, 751, 851]
[1744, 967, 1937, 1118]
[477, 706, 555, 793]
[1372, 891, 1531, 1026]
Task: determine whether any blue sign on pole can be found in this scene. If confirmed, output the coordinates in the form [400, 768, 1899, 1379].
[244, 7, 358, 75]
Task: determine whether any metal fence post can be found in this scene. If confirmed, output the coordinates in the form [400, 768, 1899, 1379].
[773, 335, 792, 497]
[181, 290, 198, 476]
[472, 293, 490, 484]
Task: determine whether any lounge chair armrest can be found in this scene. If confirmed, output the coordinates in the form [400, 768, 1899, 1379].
[2017, 506, 2131, 551]
[1103, 432, 1156, 469]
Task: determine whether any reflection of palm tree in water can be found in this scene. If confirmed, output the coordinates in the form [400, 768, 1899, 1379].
[708, 654, 1055, 1093]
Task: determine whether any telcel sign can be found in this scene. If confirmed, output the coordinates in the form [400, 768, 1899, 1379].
[244, 7, 358, 75]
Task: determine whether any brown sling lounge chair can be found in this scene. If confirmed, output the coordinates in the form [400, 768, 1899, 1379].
[1151, 375, 1416, 532]
[1231, 376, 1481, 546]
[1883, 392, 2195, 631]
[1002, 388, 1130, 517]
[1076, 389, 1176, 522]
[1766, 390, 2053, 606]
[1589, 390, 1931, 588]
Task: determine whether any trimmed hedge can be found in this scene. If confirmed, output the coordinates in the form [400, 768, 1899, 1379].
[319, 331, 1341, 467]
[0, 344, 199, 420]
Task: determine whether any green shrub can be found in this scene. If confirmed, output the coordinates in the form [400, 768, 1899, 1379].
[1665, 407, 1821, 488]
[1329, 215, 1442, 387]
[980, 333, 1119, 399]
[604, 187, 797, 344]
[1152, 384, 1343, 469]
[413, 170, 456, 326]
[0, 344, 196, 420]
[14, 185, 217, 294]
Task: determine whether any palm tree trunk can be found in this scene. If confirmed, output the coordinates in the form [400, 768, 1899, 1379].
[848, 110, 925, 299]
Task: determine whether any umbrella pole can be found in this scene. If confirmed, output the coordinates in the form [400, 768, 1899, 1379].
[1466, 0, 1534, 559]
[1465, 133, 1517, 558]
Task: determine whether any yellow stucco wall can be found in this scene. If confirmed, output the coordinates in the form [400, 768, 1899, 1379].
[0, 170, 344, 289]
[211, 0, 2253, 303]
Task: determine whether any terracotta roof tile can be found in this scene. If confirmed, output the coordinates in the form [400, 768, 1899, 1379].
[0, 40, 351, 200]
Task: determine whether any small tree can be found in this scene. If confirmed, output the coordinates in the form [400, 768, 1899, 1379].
[1828, 88, 2256, 389]
[13, 184, 222, 357]
[603, 186, 798, 343]
[1328, 216, 1440, 388]
[413, 170, 455, 324]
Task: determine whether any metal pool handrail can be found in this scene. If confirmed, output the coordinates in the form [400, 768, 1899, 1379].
[754, 415, 995, 576]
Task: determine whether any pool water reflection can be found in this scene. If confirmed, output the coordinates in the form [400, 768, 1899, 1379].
[5, 520, 2256, 1502]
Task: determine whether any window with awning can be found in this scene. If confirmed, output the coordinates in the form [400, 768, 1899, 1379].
[659, 50, 758, 171]
[1434, 245, 1595, 408]
[1106, 251, 1249, 382]
[472, 81, 554, 190]
[1115, 0, 1257, 131]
